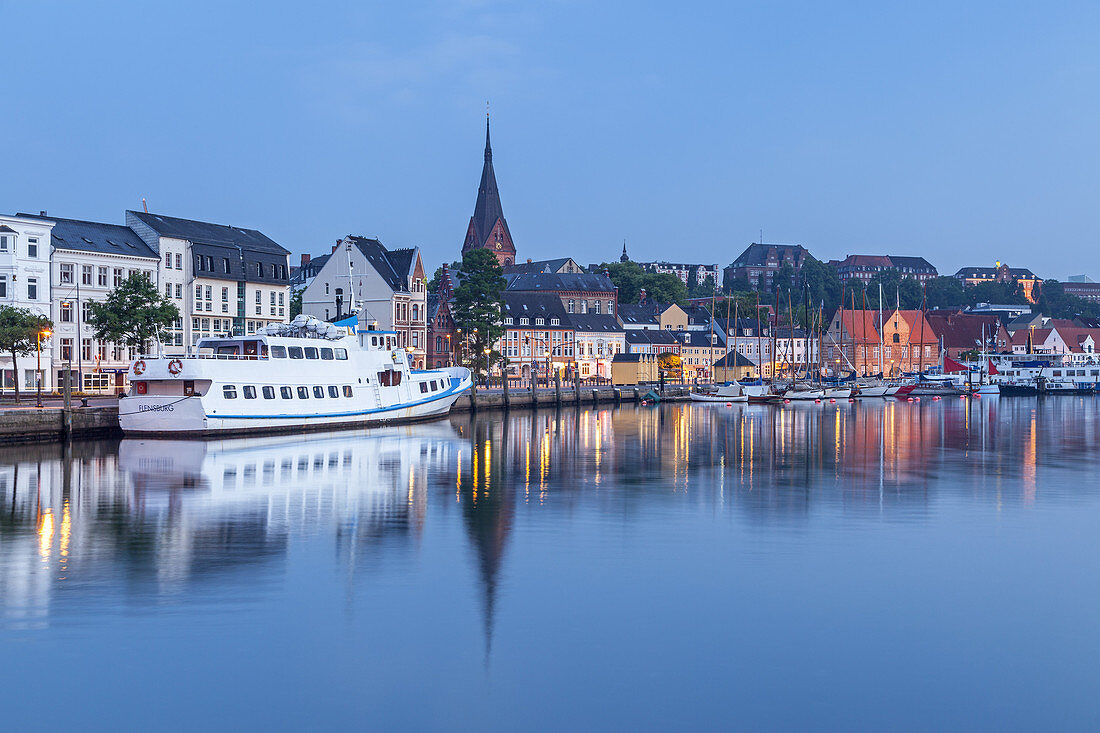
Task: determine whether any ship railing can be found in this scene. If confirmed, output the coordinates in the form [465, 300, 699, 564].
[139, 354, 270, 361]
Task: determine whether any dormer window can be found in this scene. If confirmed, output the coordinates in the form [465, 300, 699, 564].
[535, 317, 545, 326]
[519, 317, 529, 325]
[550, 317, 559, 326]
[504, 317, 513, 325]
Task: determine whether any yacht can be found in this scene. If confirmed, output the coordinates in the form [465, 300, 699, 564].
[119, 316, 473, 436]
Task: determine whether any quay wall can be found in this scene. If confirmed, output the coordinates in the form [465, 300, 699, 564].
[0, 386, 691, 443]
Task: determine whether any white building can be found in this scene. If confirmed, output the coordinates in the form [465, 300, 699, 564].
[126, 211, 291, 353]
[569, 313, 625, 379]
[0, 215, 54, 392]
[640, 261, 720, 288]
[20, 214, 160, 392]
[301, 236, 428, 368]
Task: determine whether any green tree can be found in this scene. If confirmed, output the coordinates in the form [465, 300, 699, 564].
[601, 261, 688, 304]
[452, 248, 506, 381]
[289, 289, 303, 318]
[925, 276, 967, 308]
[87, 274, 180, 352]
[0, 306, 53, 403]
[686, 271, 717, 298]
[796, 257, 842, 313]
[1034, 279, 1100, 319]
[964, 280, 1028, 307]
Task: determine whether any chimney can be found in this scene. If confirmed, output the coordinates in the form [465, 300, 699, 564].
[301, 253, 311, 267]
[527, 258, 533, 264]
[331, 244, 338, 254]
[603, 267, 610, 278]
[639, 287, 647, 305]
[39, 210, 46, 216]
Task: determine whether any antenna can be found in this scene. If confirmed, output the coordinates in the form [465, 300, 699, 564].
[142, 197, 148, 213]
[345, 240, 358, 317]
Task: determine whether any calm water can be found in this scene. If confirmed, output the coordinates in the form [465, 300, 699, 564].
[2, 398, 1099, 730]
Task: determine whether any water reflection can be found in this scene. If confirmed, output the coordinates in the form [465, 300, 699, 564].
[2, 398, 1099, 634]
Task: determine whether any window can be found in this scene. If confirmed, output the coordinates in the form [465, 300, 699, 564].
[304, 347, 318, 359]
[297, 386, 309, 399]
[27, 238, 38, 258]
[567, 300, 575, 313]
[342, 385, 353, 397]
[27, 278, 37, 300]
[313, 386, 324, 398]
[0, 234, 10, 252]
[288, 347, 304, 359]
[320, 348, 334, 360]
[223, 385, 238, 399]
[164, 252, 171, 268]
[60, 338, 73, 361]
[278, 292, 285, 306]
[114, 268, 123, 286]
[165, 284, 172, 298]
[60, 302, 73, 322]
[334, 348, 348, 360]
[328, 385, 339, 398]
[420, 382, 428, 393]
[176, 253, 183, 269]
[280, 386, 293, 399]
[60, 263, 74, 284]
[205, 285, 212, 300]
[0, 275, 7, 298]
[243, 385, 257, 399]
[271, 346, 287, 358]
[595, 300, 601, 314]
[175, 283, 182, 299]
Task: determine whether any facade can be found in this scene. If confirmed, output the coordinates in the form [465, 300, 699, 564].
[126, 210, 291, 352]
[498, 293, 574, 381]
[925, 312, 1008, 359]
[954, 263, 1041, 303]
[713, 351, 757, 382]
[673, 329, 726, 380]
[426, 264, 460, 369]
[835, 254, 938, 283]
[23, 214, 159, 392]
[0, 215, 54, 391]
[301, 236, 428, 368]
[625, 329, 679, 354]
[724, 243, 811, 292]
[504, 258, 583, 276]
[825, 310, 881, 375]
[638, 261, 720, 288]
[721, 318, 774, 379]
[461, 119, 516, 266]
[1062, 280, 1100, 303]
[505, 272, 618, 319]
[571, 313, 625, 379]
[879, 310, 940, 374]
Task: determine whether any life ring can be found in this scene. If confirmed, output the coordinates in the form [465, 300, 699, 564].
[133, 359, 146, 376]
[392, 350, 400, 361]
[134, 381, 147, 395]
[168, 358, 183, 375]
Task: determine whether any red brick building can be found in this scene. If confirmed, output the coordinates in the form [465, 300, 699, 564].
[461, 118, 516, 266]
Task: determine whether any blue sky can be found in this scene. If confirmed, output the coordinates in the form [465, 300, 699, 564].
[3, 1, 1099, 278]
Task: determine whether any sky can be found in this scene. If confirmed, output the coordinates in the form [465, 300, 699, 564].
[3, 0, 1099, 279]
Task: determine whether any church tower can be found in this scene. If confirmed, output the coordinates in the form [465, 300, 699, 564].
[462, 117, 516, 266]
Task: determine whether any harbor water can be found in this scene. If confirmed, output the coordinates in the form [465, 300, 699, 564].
[2, 398, 1099, 730]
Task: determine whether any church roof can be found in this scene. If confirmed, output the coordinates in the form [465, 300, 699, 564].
[467, 118, 513, 252]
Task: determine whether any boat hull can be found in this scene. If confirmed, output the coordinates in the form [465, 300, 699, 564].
[690, 393, 748, 403]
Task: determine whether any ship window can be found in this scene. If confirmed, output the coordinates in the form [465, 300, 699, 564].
[280, 387, 292, 399]
[271, 346, 287, 358]
[288, 347, 304, 359]
[297, 386, 309, 399]
[262, 386, 275, 399]
[320, 348, 334, 360]
[304, 347, 319, 359]
[342, 385, 353, 397]
[328, 385, 339, 398]
[393, 371, 401, 385]
[420, 382, 428, 393]
[335, 348, 348, 360]
[371, 337, 378, 346]
[243, 386, 257, 399]
[313, 386, 324, 398]
[223, 385, 237, 399]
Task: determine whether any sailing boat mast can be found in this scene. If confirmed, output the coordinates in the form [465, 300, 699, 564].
[878, 282, 884, 377]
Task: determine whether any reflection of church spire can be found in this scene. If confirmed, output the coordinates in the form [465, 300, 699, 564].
[460, 425, 513, 662]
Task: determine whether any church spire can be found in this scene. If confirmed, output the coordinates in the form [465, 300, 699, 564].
[620, 239, 629, 263]
[485, 114, 492, 161]
[462, 114, 515, 266]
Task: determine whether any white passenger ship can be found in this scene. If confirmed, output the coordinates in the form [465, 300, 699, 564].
[119, 316, 472, 435]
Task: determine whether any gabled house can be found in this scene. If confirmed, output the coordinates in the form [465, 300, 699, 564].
[880, 310, 940, 374]
[301, 236, 428, 368]
[825, 309, 881, 375]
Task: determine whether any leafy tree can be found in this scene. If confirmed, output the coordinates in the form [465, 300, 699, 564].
[963, 280, 1028, 307]
[771, 262, 794, 295]
[1034, 279, 1100, 319]
[798, 257, 842, 313]
[87, 274, 179, 352]
[686, 271, 717, 298]
[452, 248, 506, 381]
[289, 289, 303, 318]
[658, 353, 681, 373]
[0, 306, 52, 403]
[925, 277, 967, 309]
[601, 261, 688, 304]
[428, 261, 461, 292]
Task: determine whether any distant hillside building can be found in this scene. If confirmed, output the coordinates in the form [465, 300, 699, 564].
[461, 118, 516, 266]
[724, 243, 811, 292]
[954, 262, 1041, 303]
[835, 254, 937, 284]
[1062, 280, 1100, 303]
[638, 261, 720, 288]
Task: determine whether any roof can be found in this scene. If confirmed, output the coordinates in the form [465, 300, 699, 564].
[569, 313, 624, 333]
[837, 254, 937, 273]
[886, 255, 936, 272]
[617, 303, 660, 326]
[682, 305, 713, 326]
[672, 330, 726, 348]
[466, 119, 513, 253]
[714, 351, 756, 367]
[924, 313, 1001, 348]
[15, 213, 158, 259]
[505, 272, 617, 293]
[348, 236, 417, 293]
[501, 293, 570, 323]
[833, 310, 880, 343]
[1011, 328, 1051, 346]
[503, 258, 576, 275]
[954, 265, 1038, 279]
[127, 210, 288, 255]
[625, 330, 679, 345]
[426, 293, 442, 322]
[612, 352, 655, 362]
[887, 310, 939, 344]
[729, 242, 809, 268]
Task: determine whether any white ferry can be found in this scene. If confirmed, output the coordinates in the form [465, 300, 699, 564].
[119, 316, 472, 435]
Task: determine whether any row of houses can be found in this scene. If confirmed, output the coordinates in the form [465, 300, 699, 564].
[0, 210, 293, 392]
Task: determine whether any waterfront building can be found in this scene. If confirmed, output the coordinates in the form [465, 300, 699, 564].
[825, 310, 881, 375]
[0, 214, 54, 391]
[834, 254, 938, 284]
[723, 243, 812, 292]
[611, 352, 660, 385]
[21, 214, 159, 392]
[712, 351, 757, 382]
[625, 329, 679, 355]
[505, 272, 618, 319]
[498, 293, 574, 381]
[617, 303, 660, 331]
[719, 318, 774, 378]
[673, 329, 726, 380]
[879, 310, 940, 374]
[126, 210, 291, 351]
[637, 261, 720, 288]
[925, 311, 1008, 359]
[954, 262, 1041, 303]
[571, 312, 625, 379]
[461, 118, 516, 266]
[300, 236, 428, 368]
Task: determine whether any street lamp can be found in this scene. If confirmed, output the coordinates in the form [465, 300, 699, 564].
[36, 328, 51, 408]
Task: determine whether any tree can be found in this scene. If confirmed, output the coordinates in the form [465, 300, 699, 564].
[0, 306, 52, 403]
[658, 353, 681, 374]
[428, 261, 461, 292]
[925, 277, 967, 309]
[686, 271, 717, 299]
[289, 289, 303, 318]
[601, 261, 688, 304]
[87, 274, 180, 352]
[1034, 279, 1100, 319]
[452, 248, 506, 382]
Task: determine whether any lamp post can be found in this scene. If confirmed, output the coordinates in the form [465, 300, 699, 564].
[36, 328, 51, 408]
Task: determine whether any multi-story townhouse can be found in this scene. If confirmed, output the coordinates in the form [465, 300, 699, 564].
[834, 255, 938, 284]
[724, 243, 812, 292]
[301, 236, 428, 368]
[505, 272, 618, 320]
[0, 214, 54, 392]
[20, 214, 159, 392]
[672, 329, 726, 380]
[638, 261, 720, 288]
[126, 211, 291, 352]
[571, 312, 625, 379]
[498, 293, 574, 381]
